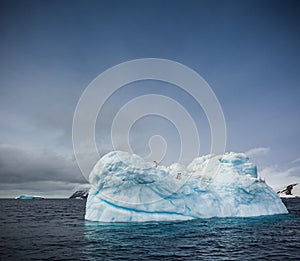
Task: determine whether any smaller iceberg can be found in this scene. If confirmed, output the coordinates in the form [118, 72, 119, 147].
[15, 195, 44, 200]
[85, 151, 288, 222]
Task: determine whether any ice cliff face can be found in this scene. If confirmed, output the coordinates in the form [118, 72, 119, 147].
[85, 151, 287, 222]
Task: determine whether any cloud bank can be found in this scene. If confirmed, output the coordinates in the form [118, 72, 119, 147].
[0, 143, 87, 197]
[246, 147, 270, 157]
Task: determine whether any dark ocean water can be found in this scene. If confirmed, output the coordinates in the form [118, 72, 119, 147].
[0, 199, 299, 260]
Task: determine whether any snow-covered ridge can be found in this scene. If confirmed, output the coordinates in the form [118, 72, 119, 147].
[85, 151, 287, 222]
[69, 190, 88, 199]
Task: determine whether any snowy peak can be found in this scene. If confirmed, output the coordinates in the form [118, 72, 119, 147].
[277, 183, 299, 198]
[69, 190, 88, 199]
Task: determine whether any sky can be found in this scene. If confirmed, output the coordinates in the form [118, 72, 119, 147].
[0, 0, 300, 197]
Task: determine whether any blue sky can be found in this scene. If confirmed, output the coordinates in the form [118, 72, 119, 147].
[0, 0, 300, 197]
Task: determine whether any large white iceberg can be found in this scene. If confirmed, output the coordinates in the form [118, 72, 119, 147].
[85, 151, 287, 222]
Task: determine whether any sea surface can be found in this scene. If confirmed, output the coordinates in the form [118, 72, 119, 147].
[0, 198, 299, 260]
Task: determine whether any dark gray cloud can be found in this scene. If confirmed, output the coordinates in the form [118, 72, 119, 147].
[0, 144, 86, 194]
[0, 181, 89, 198]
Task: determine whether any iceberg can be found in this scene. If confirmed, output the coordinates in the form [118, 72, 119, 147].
[85, 151, 287, 222]
[15, 195, 44, 200]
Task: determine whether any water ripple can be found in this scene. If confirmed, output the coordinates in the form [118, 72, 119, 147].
[0, 198, 299, 260]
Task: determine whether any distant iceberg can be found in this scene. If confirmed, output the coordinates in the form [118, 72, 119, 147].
[85, 151, 288, 222]
[16, 194, 44, 200]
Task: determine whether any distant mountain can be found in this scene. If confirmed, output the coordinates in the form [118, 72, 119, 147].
[69, 190, 88, 199]
[15, 195, 44, 200]
[277, 183, 299, 198]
